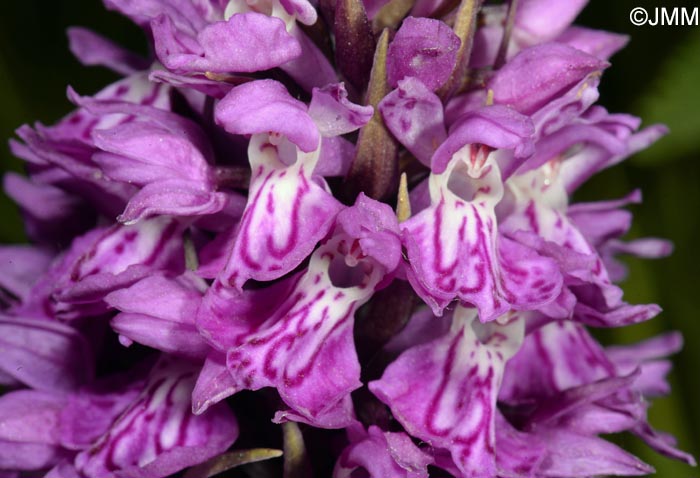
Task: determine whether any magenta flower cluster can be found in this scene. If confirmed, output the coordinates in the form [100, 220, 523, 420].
[0, 0, 695, 477]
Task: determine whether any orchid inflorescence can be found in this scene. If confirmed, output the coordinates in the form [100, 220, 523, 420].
[0, 0, 695, 477]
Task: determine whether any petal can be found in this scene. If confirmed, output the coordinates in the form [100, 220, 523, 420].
[117, 180, 230, 224]
[500, 321, 615, 404]
[153, 12, 301, 74]
[59, 372, 145, 450]
[0, 315, 94, 391]
[562, 123, 667, 194]
[216, 80, 320, 153]
[107, 273, 211, 359]
[334, 426, 432, 478]
[369, 307, 524, 477]
[67, 27, 149, 75]
[574, 301, 661, 328]
[74, 358, 238, 478]
[514, 0, 588, 44]
[379, 77, 447, 166]
[0, 390, 67, 470]
[54, 217, 185, 309]
[103, 0, 212, 30]
[431, 105, 534, 174]
[633, 423, 697, 466]
[314, 136, 355, 177]
[191, 352, 238, 414]
[91, 123, 214, 188]
[13, 125, 133, 219]
[0, 390, 67, 446]
[220, 135, 341, 287]
[517, 122, 628, 174]
[402, 152, 560, 320]
[196, 274, 301, 351]
[489, 43, 609, 116]
[308, 83, 374, 137]
[606, 332, 683, 397]
[280, 24, 338, 92]
[496, 415, 654, 477]
[225, 234, 386, 427]
[58, 73, 171, 145]
[279, 0, 318, 24]
[335, 193, 402, 272]
[557, 26, 629, 60]
[0, 245, 52, 302]
[386, 17, 460, 91]
[3, 173, 92, 247]
[148, 69, 235, 99]
[568, 189, 641, 248]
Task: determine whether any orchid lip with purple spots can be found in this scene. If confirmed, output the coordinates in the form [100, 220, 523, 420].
[0, 0, 694, 477]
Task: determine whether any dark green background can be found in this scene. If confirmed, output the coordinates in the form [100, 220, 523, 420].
[1, 1, 698, 476]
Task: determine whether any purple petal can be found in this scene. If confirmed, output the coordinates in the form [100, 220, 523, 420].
[59, 372, 146, 450]
[196, 226, 239, 279]
[557, 26, 629, 60]
[334, 426, 432, 478]
[280, 25, 338, 92]
[74, 358, 238, 478]
[117, 180, 230, 224]
[514, 0, 588, 44]
[518, 122, 628, 174]
[564, 122, 667, 193]
[431, 105, 534, 174]
[0, 315, 94, 391]
[634, 422, 697, 466]
[273, 396, 358, 429]
[220, 135, 341, 287]
[278, 0, 318, 24]
[107, 273, 211, 359]
[153, 12, 301, 74]
[3, 173, 92, 246]
[402, 152, 560, 320]
[500, 321, 614, 403]
[0, 245, 52, 302]
[148, 69, 235, 99]
[196, 275, 301, 352]
[103, 0, 213, 30]
[0, 390, 69, 470]
[13, 125, 133, 219]
[489, 43, 609, 116]
[387, 17, 460, 91]
[606, 332, 683, 397]
[58, 73, 171, 145]
[308, 83, 374, 137]
[67, 27, 149, 75]
[91, 124, 215, 189]
[225, 234, 387, 427]
[216, 80, 320, 153]
[335, 193, 402, 273]
[192, 352, 238, 414]
[535, 428, 653, 476]
[45, 461, 82, 478]
[315, 136, 355, 177]
[54, 217, 185, 309]
[574, 301, 661, 328]
[369, 307, 524, 477]
[379, 77, 447, 166]
[567, 189, 642, 248]
[606, 238, 674, 259]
